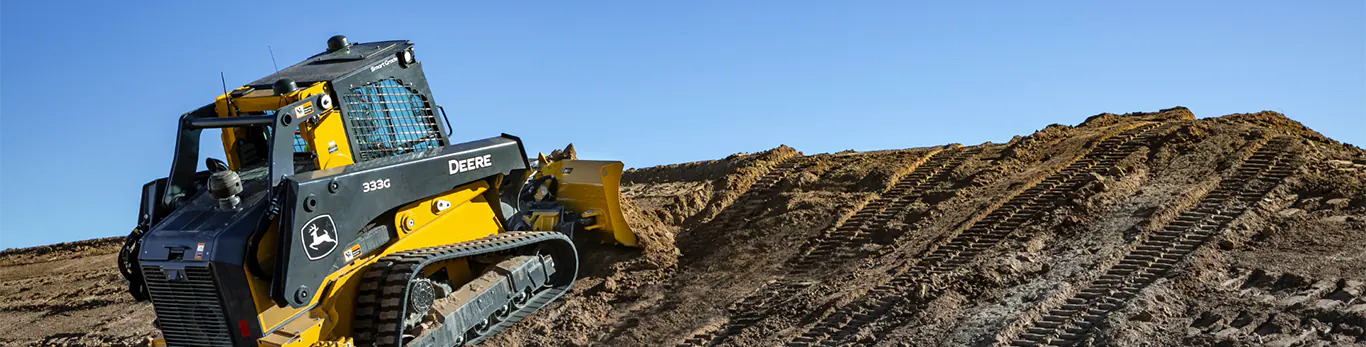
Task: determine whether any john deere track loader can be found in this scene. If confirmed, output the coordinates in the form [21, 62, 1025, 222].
[117, 36, 638, 346]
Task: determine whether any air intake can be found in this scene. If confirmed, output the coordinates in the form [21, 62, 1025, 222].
[141, 265, 233, 346]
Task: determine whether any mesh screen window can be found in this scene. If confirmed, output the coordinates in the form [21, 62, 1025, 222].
[342, 79, 442, 161]
[254, 110, 309, 153]
[292, 133, 309, 153]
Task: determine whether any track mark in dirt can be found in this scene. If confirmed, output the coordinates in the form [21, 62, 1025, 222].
[712, 157, 821, 232]
[788, 123, 1167, 346]
[800, 147, 984, 270]
[677, 146, 986, 346]
[1007, 137, 1304, 346]
[600, 154, 836, 342]
[672, 154, 820, 265]
[678, 155, 818, 253]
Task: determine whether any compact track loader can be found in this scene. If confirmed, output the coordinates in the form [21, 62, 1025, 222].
[117, 36, 638, 346]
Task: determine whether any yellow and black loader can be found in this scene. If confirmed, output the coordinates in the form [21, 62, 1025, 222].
[117, 36, 637, 346]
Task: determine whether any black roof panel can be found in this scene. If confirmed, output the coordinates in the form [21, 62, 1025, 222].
[246, 40, 411, 89]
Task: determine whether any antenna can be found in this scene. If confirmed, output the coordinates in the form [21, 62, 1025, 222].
[220, 72, 235, 115]
[268, 45, 280, 74]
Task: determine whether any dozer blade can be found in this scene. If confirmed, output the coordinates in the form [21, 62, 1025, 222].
[544, 159, 638, 246]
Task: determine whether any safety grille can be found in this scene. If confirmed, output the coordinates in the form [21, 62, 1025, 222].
[342, 79, 442, 161]
[141, 265, 233, 346]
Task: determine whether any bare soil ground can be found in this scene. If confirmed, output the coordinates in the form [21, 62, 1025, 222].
[0, 238, 156, 346]
[3, 107, 1363, 346]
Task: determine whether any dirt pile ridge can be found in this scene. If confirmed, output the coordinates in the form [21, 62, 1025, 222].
[0, 238, 156, 346]
[3, 107, 1363, 346]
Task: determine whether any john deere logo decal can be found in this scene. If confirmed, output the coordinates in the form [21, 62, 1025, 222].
[300, 214, 338, 261]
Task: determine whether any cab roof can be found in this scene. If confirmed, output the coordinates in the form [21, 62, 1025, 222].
[245, 40, 411, 90]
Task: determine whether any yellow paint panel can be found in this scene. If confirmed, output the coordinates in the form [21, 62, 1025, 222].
[392, 182, 494, 237]
[259, 312, 323, 347]
[212, 82, 340, 170]
[298, 109, 355, 170]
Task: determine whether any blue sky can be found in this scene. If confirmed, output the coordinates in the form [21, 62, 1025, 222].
[1, 1, 1362, 249]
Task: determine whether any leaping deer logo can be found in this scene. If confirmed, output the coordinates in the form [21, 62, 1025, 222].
[300, 215, 339, 260]
[307, 224, 336, 250]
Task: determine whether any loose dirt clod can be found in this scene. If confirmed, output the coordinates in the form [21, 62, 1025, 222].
[3, 108, 1363, 346]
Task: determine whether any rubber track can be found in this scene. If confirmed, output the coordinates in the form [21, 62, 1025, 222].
[352, 231, 576, 346]
[789, 123, 1166, 346]
[1008, 137, 1302, 346]
[678, 147, 984, 346]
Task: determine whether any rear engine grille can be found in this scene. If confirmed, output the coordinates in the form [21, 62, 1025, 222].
[141, 265, 233, 346]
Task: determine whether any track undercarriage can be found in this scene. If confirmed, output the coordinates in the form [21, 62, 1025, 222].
[354, 231, 579, 346]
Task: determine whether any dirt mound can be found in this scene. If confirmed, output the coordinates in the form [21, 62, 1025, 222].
[492, 108, 1364, 347]
[3, 108, 1362, 346]
[0, 238, 155, 346]
[0, 237, 125, 267]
